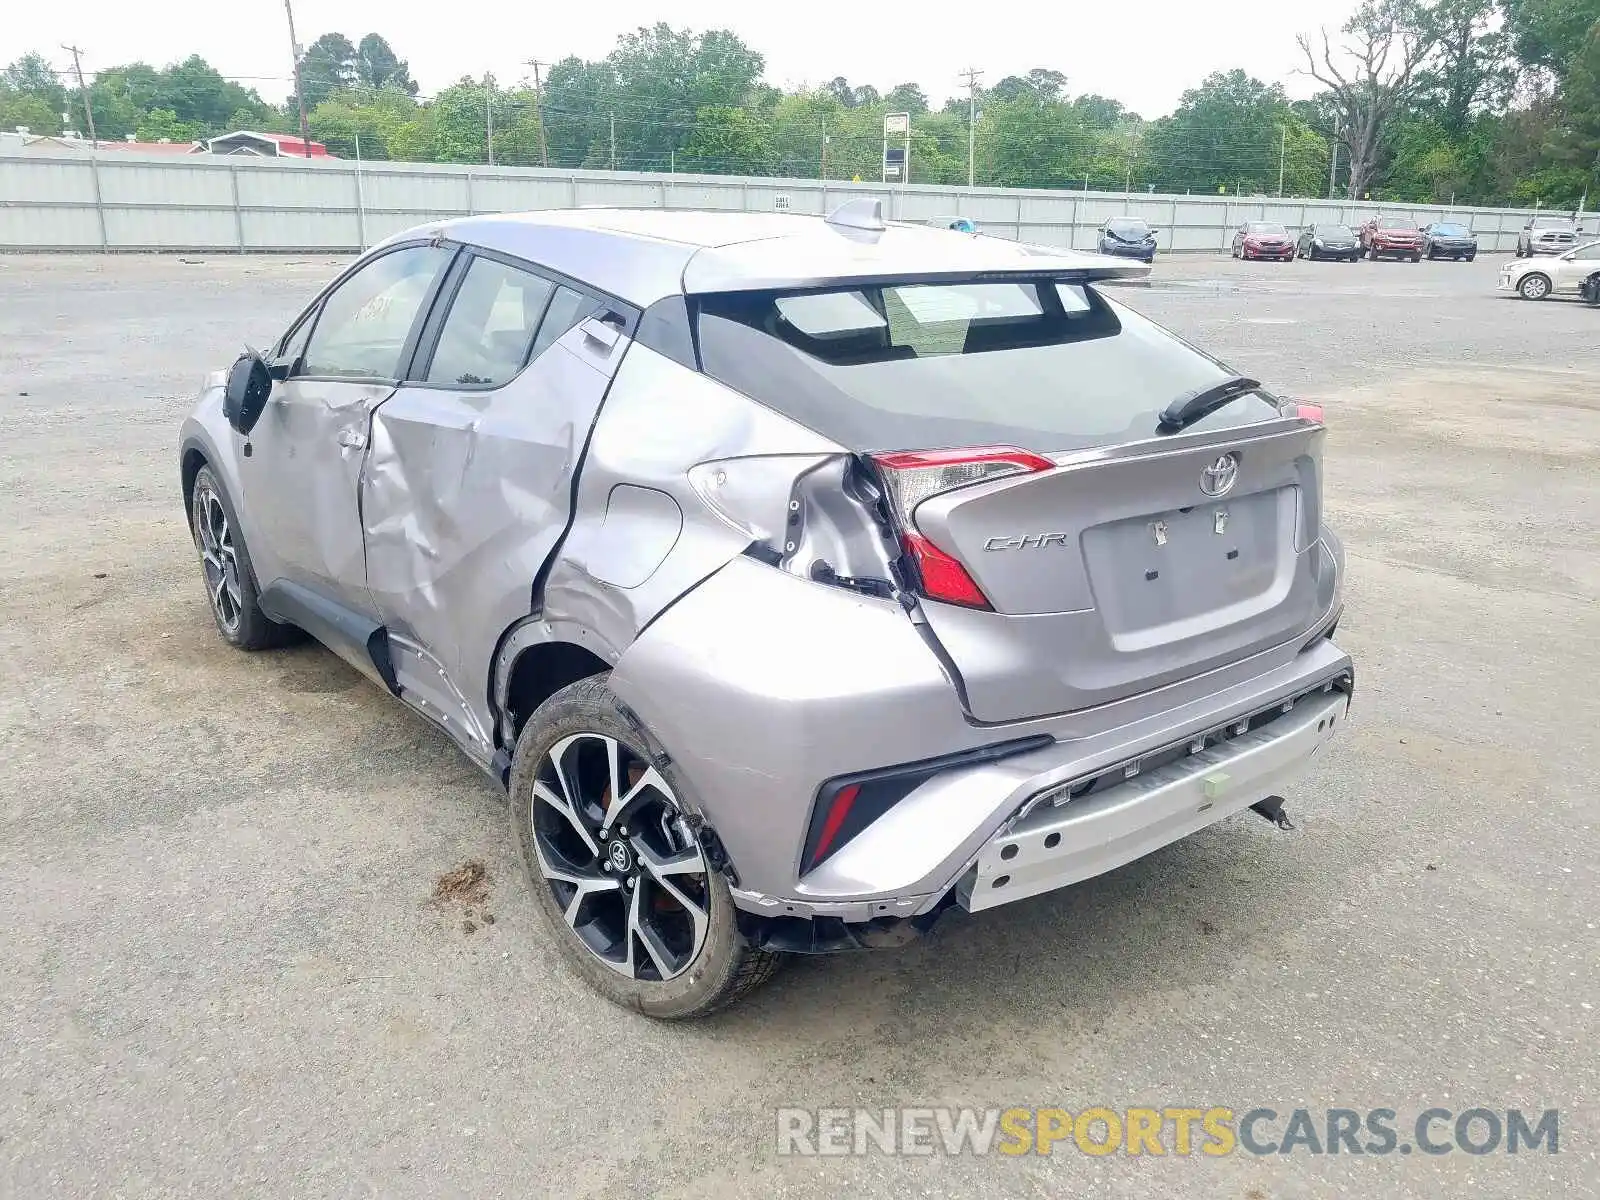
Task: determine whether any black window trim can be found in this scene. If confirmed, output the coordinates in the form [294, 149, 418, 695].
[401, 241, 643, 392]
[278, 239, 462, 386]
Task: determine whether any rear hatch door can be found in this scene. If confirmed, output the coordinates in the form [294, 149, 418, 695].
[911, 422, 1328, 722]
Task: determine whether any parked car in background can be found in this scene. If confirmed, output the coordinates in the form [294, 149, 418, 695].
[1359, 217, 1425, 261]
[928, 215, 980, 233]
[177, 201, 1348, 1017]
[1499, 240, 1600, 299]
[1231, 222, 1295, 261]
[1097, 217, 1158, 262]
[1516, 215, 1582, 257]
[1420, 221, 1478, 261]
[1296, 223, 1362, 261]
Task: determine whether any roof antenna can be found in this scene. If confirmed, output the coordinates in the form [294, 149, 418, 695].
[826, 198, 885, 232]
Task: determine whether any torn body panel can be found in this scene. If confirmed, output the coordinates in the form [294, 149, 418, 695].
[523, 344, 867, 694]
[363, 322, 629, 747]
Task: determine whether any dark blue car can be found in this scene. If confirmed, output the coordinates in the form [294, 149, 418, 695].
[1097, 217, 1158, 263]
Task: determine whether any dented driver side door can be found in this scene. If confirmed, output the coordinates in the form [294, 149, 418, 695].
[238, 242, 455, 607]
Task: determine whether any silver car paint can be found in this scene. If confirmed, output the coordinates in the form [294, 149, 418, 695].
[382, 208, 1150, 311]
[532, 344, 850, 669]
[912, 420, 1333, 722]
[607, 553, 1349, 915]
[363, 318, 629, 753]
[182, 206, 1348, 924]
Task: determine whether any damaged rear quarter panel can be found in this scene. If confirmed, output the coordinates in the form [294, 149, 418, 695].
[536, 343, 847, 659]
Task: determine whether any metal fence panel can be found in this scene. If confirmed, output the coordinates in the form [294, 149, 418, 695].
[0, 147, 1552, 256]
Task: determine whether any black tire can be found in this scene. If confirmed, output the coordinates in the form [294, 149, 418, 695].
[508, 674, 783, 1019]
[1466, 254, 1475, 262]
[188, 464, 301, 650]
[1517, 272, 1552, 301]
[1410, 254, 1421, 263]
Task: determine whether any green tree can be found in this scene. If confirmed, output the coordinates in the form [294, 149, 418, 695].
[1299, 0, 1441, 198]
[354, 34, 417, 95]
[681, 105, 774, 173]
[884, 82, 929, 115]
[1417, 0, 1512, 135]
[298, 33, 358, 111]
[0, 90, 63, 135]
[134, 107, 204, 143]
[1143, 70, 1323, 194]
[1502, 0, 1600, 81]
[2, 53, 67, 113]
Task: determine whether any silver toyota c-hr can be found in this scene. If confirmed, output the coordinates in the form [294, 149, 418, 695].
[180, 202, 1352, 1017]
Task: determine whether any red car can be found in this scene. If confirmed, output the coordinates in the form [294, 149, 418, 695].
[1231, 221, 1295, 262]
[1359, 216, 1425, 262]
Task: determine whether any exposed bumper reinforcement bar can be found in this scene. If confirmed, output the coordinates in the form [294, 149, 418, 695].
[955, 688, 1349, 913]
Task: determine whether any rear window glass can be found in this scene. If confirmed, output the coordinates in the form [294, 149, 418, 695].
[1318, 225, 1355, 237]
[695, 279, 1281, 453]
[1245, 223, 1287, 235]
[1431, 223, 1469, 236]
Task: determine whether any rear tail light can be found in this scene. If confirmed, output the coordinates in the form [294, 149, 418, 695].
[871, 447, 1054, 609]
[1287, 402, 1325, 424]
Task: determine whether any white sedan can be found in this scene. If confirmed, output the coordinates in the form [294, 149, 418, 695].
[1500, 240, 1600, 299]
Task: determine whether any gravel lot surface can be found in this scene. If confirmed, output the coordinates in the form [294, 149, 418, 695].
[1, 252, 1596, 1198]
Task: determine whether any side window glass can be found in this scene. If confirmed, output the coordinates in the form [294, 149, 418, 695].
[300, 245, 452, 380]
[529, 285, 604, 362]
[426, 257, 556, 386]
[1574, 245, 1600, 261]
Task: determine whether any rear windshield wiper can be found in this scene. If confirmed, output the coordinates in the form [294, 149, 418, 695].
[1157, 375, 1262, 433]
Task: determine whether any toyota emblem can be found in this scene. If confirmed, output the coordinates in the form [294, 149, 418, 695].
[1199, 453, 1239, 498]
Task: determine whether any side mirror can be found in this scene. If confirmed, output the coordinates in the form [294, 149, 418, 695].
[223, 351, 274, 437]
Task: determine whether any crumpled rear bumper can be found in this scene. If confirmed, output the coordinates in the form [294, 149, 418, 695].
[956, 686, 1347, 912]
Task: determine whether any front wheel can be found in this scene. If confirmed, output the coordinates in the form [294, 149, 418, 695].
[189, 465, 300, 650]
[508, 674, 783, 1018]
[1517, 273, 1552, 301]
[1410, 254, 1421, 263]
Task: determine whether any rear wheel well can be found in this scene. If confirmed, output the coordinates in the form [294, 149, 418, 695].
[504, 641, 611, 741]
[181, 447, 208, 530]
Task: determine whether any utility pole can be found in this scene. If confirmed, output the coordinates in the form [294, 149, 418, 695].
[525, 60, 549, 167]
[959, 66, 982, 188]
[609, 114, 616, 172]
[60, 44, 97, 147]
[1277, 126, 1287, 197]
[282, 0, 312, 157]
[1327, 112, 1340, 200]
[486, 79, 494, 166]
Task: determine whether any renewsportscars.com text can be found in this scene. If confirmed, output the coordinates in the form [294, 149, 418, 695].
[775, 1106, 1560, 1158]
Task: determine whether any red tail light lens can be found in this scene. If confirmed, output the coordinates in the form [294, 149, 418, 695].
[871, 446, 1054, 610]
[1288, 402, 1325, 423]
[901, 532, 990, 608]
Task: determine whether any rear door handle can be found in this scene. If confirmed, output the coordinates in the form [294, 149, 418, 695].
[338, 428, 367, 451]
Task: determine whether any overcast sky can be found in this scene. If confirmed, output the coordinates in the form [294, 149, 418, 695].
[11, 0, 1362, 118]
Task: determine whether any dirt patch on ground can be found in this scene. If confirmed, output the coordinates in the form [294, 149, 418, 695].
[432, 860, 496, 933]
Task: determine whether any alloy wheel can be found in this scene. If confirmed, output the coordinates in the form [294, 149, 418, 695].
[193, 483, 243, 633]
[529, 732, 711, 981]
[1519, 274, 1550, 300]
